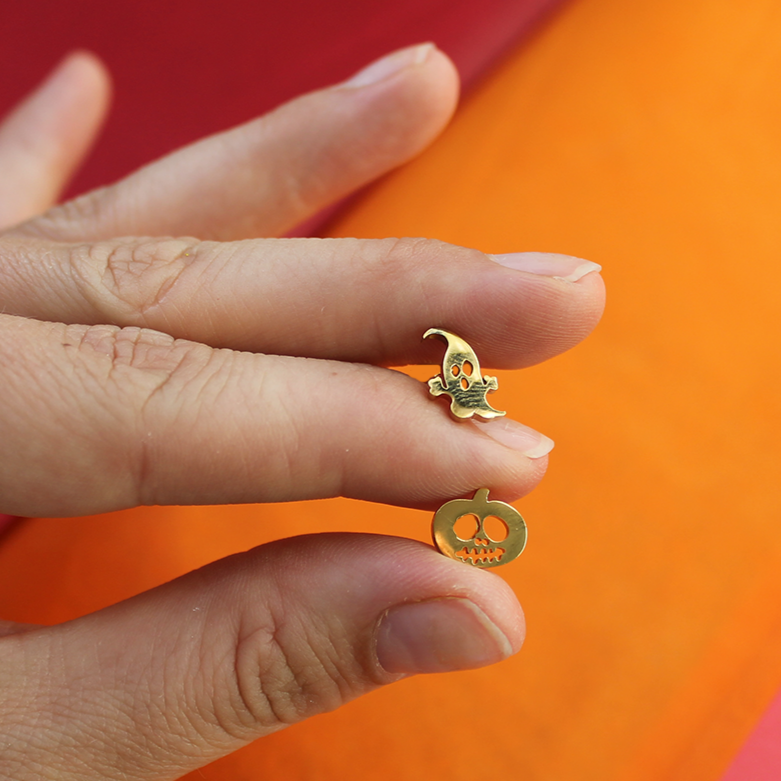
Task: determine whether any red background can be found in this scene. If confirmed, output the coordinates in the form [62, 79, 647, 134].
[0, 0, 560, 198]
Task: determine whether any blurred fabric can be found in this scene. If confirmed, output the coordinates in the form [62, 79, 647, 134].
[0, 0, 559, 197]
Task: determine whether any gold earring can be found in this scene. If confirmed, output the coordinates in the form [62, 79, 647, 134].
[432, 488, 527, 568]
[424, 328, 505, 420]
[424, 329, 526, 567]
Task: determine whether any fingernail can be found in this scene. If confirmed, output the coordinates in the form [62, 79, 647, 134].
[489, 252, 601, 282]
[475, 418, 554, 459]
[340, 43, 435, 89]
[376, 598, 512, 674]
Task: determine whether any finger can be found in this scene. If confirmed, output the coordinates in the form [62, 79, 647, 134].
[0, 534, 523, 780]
[0, 316, 552, 518]
[0, 234, 604, 368]
[0, 52, 111, 230]
[27, 44, 458, 243]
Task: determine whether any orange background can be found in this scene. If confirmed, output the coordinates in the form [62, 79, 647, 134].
[2, 0, 781, 779]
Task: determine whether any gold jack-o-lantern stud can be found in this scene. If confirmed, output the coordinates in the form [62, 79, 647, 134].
[432, 488, 527, 568]
[424, 329, 505, 420]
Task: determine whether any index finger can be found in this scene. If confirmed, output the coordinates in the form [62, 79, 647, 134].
[0, 234, 604, 368]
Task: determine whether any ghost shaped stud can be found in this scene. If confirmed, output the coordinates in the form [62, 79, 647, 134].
[432, 488, 527, 568]
[424, 328, 505, 420]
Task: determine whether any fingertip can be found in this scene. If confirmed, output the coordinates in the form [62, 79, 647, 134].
[395, 43, 460, 148]
[35, 50, 109, 105]
[417, 43, 461, 117]
[370, 541, 526, 675]
[56, 50, 112, 118]
[566, 264, 607, 340]
[335, 43, 460, 163]
[339, 43, 459, 103]
[414, 43, 461, 93]
[75, 50, 112, 96]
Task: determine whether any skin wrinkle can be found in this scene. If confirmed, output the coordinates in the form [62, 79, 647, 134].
[273, 368, 322, 497]
[99, 627, 202, 774]
[196, 641, 260, 743]
[20, 185, 107, 241]
[0, 239, 66, 317]
[180, 241, 252, 339]
[0, 634, 87, 777]
[330, 237, 427, 358]
[70, 325, 211, 508]
[221, 359, 293, 495]
[257, 601, 350, 727]
[318, 361, 392, 500]
[153, 239, 250, 339]
[153, 685, 207, 767]
[86, 237, 200, 320]
[280, 239, 345, 350]
[362, 238, 480, 364]
[241, 93, 375, 228]
[220, 361, 268, 486]
[123, 645, 188, 771]
[224, 572, 294, 733]
[333, 365, 478, 503]
[132, 341, 225, 506]
[0, 241, 30, 296]
[174, 570, 262, 744]
[303, 609, 367, 709]
[159, 639, 206, 752]
[2, 229, 603, 368]
[0, 322, 72, 436]
[349, 238, 406, 360]
[235, 615, 299, 731]
[277, 157, 318, 222]
[68, 325, 152, 456]
[0, 644, 41, 747]
[55, 649, 127, 765]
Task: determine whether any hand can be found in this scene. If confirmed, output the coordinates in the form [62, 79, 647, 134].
[0, 46, 605, 780]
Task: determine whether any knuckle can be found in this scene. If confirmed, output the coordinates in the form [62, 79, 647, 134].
[382, 236, 453, 264]
[23, 190, 107, 241]
[70, 236, 201, 321]
[74, 323, 214, 389]
[70, 323, 219, 504]
[214, 606, 357, 738]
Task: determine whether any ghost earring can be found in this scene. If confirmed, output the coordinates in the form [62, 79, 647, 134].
[425, 329, 527, 567]
[423, 328, 505, 420]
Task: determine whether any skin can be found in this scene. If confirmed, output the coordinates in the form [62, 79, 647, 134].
[0, 46, 605, 780]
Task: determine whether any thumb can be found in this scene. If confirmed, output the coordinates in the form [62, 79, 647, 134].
[0, 533, 524, 781]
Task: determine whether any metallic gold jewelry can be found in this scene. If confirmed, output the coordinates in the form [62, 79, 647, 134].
[424, 329, 505, 420]
[432, 488, 527, 568]
[425, 330, 524, 566]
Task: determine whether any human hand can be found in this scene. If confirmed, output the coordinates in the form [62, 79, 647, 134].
[0, 46, 604, 779]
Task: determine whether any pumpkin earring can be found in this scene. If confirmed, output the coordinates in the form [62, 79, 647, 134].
[425, 329, 527, 568]
[432, 488, 527, 568]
